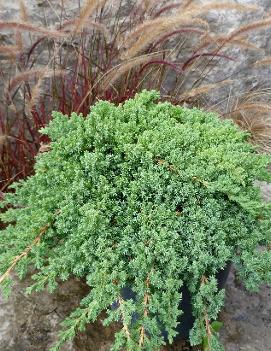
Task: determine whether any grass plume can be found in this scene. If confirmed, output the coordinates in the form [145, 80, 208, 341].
[97, 53, 160, 92]
[179, 80, 232, 101]
[227, 18, 271, 42]
[73, 0, 106, 33]
[26, 69, 65, 115]
[5, 69, 63, 95]
[254, 56, 271, 66]
[0, 22, 69, 38]
[225, 90, 271, 153]
[182, 2, 259, 17]
[121, 17, 209, 59]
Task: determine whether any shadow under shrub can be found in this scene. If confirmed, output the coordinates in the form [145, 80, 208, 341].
[1, 90, 271, 351]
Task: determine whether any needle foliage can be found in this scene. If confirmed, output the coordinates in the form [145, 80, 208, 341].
[1, 90, 271, 350]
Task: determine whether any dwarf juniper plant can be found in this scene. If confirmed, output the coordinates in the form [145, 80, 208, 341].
[1, 90, 271, 350]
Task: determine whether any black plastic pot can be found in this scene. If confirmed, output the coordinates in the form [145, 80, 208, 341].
[120, 263, 231, 342]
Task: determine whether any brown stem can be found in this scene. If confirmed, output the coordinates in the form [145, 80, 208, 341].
[139, 273, 150, 347]
[204, 312, 212, 351]
[201, 275, 212, 351]
[118, 296, 131, 342]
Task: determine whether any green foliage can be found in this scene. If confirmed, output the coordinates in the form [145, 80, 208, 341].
[1, 90, 271, 350]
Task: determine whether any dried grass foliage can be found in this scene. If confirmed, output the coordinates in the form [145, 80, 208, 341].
[233, 111, 271, 153]
[99, 53, 160, 90]
[179, 0, 195, 10]
[226, 91, 271, 153]
[227, 18, 271, 42]
[6, 69, 62, 95]
[120, 1, 260, 59]
[200, 35, 261, 52]
[0, 21, 68, 38]
[216, 38, 261, 51]
[182, 2, 259, 17]
[179, 80, 232, 100]
[0, 135, 9, 146]
[15, 0, 28, 50]
[254, 56, 271, 66]
[0, 45, 20, 57]
[235, 102, 271, 113]
[26, 69, 65, 115]
[61, 18, 108, 37]
[73, 0, 106, 33]
[19, 0, 28, 22]
[121, 17, 209, 59]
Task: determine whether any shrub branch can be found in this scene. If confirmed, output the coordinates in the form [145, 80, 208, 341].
[0, 223, 50, 284]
